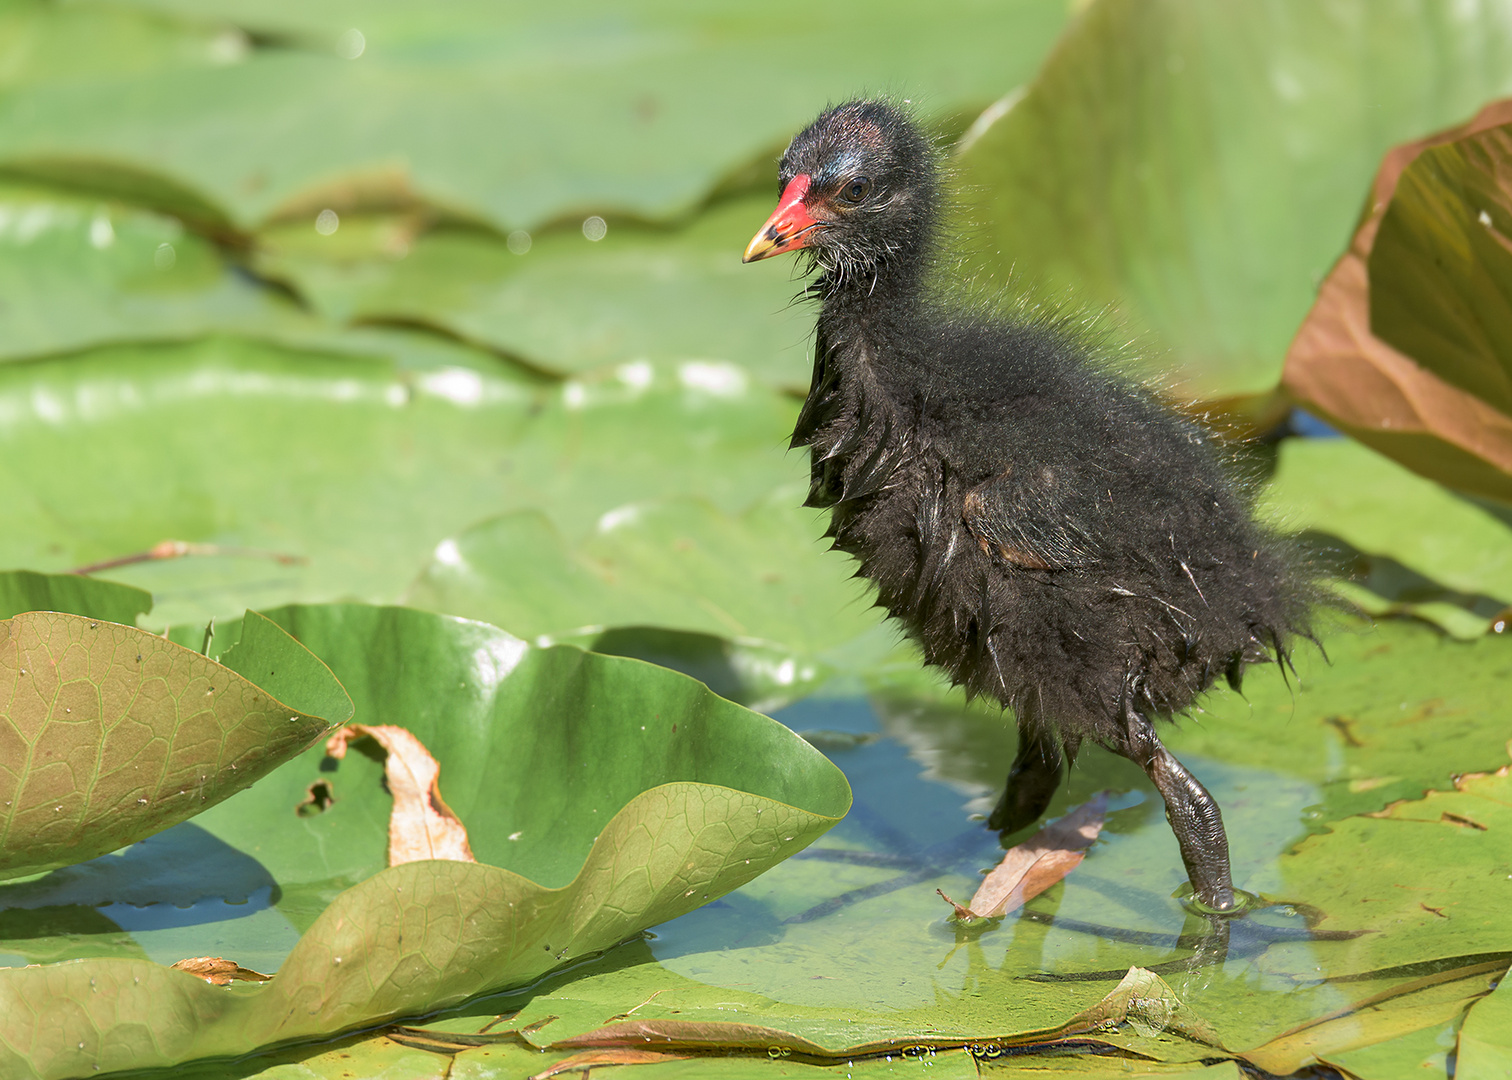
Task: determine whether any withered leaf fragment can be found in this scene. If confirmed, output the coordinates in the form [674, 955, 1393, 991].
[327, 723, 475, 865]
[170, 957, 272, 986]
[939, 792, 1107, 920]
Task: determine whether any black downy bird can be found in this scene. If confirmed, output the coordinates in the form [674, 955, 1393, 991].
[743, 100, 1312, 912]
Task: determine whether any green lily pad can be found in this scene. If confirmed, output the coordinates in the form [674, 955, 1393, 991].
[377, 674, 1507, 1078]
[0, 603, 850, 1078]
[0, 0, 240, 89]
[0, 183, 307, 363]
[406, 492, 883, 661]
[1322, 1019, 1460, 1080]
[1, 0, 1070, 233]
[1262, 436, 1512, 637]
[254, 195, 819, 389]
[1457, 959, 1512, 1080]
[0, 569, 150, 624]
[1369, 121, 1512, 416]
[0, 341, 802, 627]
[1165, 618, 1512, 827]
[0, 610, 351, 880]
[954, 0, 1512, 401]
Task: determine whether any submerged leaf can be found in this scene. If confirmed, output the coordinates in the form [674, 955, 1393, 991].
[945, 792, 1107, 920]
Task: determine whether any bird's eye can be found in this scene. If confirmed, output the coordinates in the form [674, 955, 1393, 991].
[839, 176, 872, 203]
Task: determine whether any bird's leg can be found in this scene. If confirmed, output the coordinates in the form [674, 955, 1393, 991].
[1113, 700, 1236, 912]
[987, 717, 1066, 835]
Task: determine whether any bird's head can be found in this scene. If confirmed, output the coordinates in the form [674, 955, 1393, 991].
[743, 99, 938, 283]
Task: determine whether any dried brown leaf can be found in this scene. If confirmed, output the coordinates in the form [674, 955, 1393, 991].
[326, 723, 475, 865]
[1283, 98, 1512, 502]
[170, 956, 272, 986]
[942, 792, 1107, 921]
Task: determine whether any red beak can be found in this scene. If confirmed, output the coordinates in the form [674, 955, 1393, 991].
[743, 174, 821, 263]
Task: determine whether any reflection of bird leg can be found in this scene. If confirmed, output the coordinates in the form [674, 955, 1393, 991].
[987, 715, 1070, 835]
[1111, 699, 1235, 912]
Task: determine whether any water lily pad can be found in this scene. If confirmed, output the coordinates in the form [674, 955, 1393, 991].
[1370, 121, 1512, 417]
[0, 570, 150, 624]
[254, 195, 818, 389]
[379, 681, 1508, 1080]
[955, 0, 1512, 402]
[0, 603, 849, 1078]
[0, 341, 802, 627]
[1457, 961, 1512, 1080]
[0, 183, 306, 362]
[406, 493, 880, 659]
[1262, 436, 1512, 636]
[0, 610, 351, 880]
[1, 0, 1070, 233]
[1282, 100, 1512, 506]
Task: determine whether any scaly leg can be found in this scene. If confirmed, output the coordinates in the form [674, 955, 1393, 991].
[1110, 699, 1235, 912]
[987, 716, 1067, 835]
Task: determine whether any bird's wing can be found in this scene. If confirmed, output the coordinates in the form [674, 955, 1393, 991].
[961, 463, 1100, 571]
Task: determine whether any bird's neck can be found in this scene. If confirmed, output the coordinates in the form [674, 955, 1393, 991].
[815, 251, 929, 366]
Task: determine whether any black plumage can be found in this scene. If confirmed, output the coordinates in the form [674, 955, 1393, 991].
[743, 100, 1313, 912]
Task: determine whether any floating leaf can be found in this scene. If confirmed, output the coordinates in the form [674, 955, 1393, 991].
[0, 0, 1070, 232]
[0, 342, 801, 627]
[1371, 116, 1512, 416]
[1242, 960, 1506, 1076]
[0, 610, 351, 880]
[406, 494, 880, 660]
[255, 196, 818, 389]
[0, 183, 308, 363]
[1456, 960, 1512, 1080]
[1261, 436, 1512, 637]
[0, 604, 851, 1077]
[956, 0, 1512, 403]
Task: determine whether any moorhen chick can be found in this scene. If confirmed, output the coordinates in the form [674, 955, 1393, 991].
[743, 100, 1312, 912]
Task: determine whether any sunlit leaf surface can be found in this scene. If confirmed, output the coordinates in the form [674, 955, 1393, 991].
[407, 493, 880, 658]
[1263, 437, 1512, 636]
[956, 0, 1512, 402]
[0, 345, 802, 627]
[0, 610, 351, 880]
[0, 0, 1069, 232]
[0, 184, 306, 362]
[0, 570, 149, 624]
[0, 604, 849, 1078]
[1371, 122, 1512, 415]
[4, 0, 1512, 1075]
[255, 196, 819, 389]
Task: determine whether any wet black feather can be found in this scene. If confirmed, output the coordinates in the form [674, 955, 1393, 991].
[774, 99, 1313, 753]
